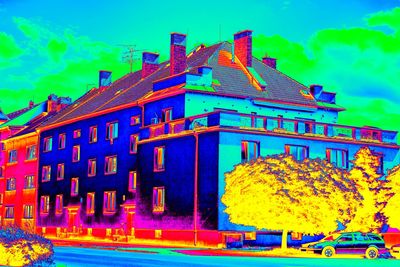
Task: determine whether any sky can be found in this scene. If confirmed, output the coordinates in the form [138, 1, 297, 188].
[1, 0, 400, 133]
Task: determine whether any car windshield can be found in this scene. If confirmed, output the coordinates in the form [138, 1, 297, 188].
[322, 234, 340, 241]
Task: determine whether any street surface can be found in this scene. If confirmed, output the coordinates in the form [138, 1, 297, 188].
[54, 247, 400, 267]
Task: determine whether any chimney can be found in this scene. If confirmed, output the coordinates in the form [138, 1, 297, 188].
[29, 100, 34, 108]
[99, 70, 112, 87]
[262, 57, 277, 69]
[47, 94, 58, 113]
[234, 30, 253, 67]
[142, 52, 160, 78]
[56, 97, 72, 112]
[170, 33, 187, 75]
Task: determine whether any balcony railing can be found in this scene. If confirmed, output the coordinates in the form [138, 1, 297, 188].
[140, 111, 398, 145]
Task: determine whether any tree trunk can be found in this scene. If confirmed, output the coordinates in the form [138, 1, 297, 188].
[281, 229, 288, 250]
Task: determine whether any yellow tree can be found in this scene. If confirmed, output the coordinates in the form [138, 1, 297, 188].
[382, 165, 400, 228]
[346, 147, 386, 232]
[222, 154, 360, 249]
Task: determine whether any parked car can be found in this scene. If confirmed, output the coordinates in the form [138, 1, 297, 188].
[390, 244, 400, 259]
[300, 232, 387, 259]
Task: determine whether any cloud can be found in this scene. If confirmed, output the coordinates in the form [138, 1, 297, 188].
[253, 8, 400, 132]
[0, 32, 23, 68]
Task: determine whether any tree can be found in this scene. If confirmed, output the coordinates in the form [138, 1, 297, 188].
[382, 165, 400, 228]
[345, 147, 387, 232]
[222, 154, 360, 249]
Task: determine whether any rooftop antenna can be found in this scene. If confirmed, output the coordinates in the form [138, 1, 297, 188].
[219, 24, 221, 42]
[119, 45, 144, 73]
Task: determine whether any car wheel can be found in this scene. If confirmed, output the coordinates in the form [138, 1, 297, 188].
[365, 247, 378, 259]
[322, 246, 335, 257]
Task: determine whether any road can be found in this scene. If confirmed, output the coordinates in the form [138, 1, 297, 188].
[54, 247, 400, 267]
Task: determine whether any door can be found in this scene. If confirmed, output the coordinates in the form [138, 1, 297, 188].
[335, 234, 355, 254]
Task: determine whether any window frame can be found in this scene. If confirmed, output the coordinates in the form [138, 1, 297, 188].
[129, 134, 138, 154]
[104, 155, 117, 175]
[103, 191, 116, 214]
[89, 125, 98, 143]
[153, 146, 165, 172]
[152, 186, 165, 213]
[26, 145, 37, 160]
[106, 121, 119, 141]
[241, 141, 260, 163]
[326, 148, 348, 169]
[71, 177, 79, 197]
[40, 195, 50, 215]
[24, 175, 35, 189]
[73, 129, 81, 138]
[72, 145, 80, 162]
[128, 171, 137, 192]
[42, 165, 51, 182]
[57, 163, 65, 180]
[88, 158, 97, 177]
[43, 136, 53, 152]
[5, 206, 14, 219]
[162, 108, 173, 122]
[6, 177, 16, 191]
[23, 205, 34, 219]
[55, 194, 63, 215]
[87, 192, 95, 215]
[130, 115, 141, 126]
[284, 144, 309, 161]
[8, 150, 17, 163]
[58, 133, 66, 150]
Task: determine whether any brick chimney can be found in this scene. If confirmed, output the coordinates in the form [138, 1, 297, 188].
[234, 30, 252, 67]
[142, 52, 160, 78]
[47, 94, 58, 113]
[99, 70, 112, 87]
[262, 57, 277, 69]
[170, 33, 187, 75]
[56, 97, 72, 112]
[29, 100, 34, 108]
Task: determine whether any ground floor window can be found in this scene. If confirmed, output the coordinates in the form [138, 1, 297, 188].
[5, 206, 14, 219]
[284, 144, 308, 161]
[153, 187, 165, 213]
[103, 191, 116, 214]
[326, 148, 348, 169]
[23, 205, 34, 219]
[40, 195, 50, 214]
[241, 141, 260, 162]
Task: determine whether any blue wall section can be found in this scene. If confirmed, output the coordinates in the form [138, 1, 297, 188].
[38, 106, 141, 227]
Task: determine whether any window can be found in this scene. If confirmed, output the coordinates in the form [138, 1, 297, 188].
[87, 192, 95, 215]
[88, 159, 97, 177]
[71, 178, 79, 196]
[8, 150, 17, 163]
[103, 191, 116, 213]
[24, 175, 35, 189]
[129, 135, 138, 154]
[129, 171, 137, 192]
[105, 156, 117, 174]
[285, 145, 309, 161]
[0, 193, 3, 204]
[58, 134, 66, 149]
[130, 115, 141, 126]
[40, 195, 49, 214]
[42, 166, 51, 182]
[241, 141, 259, 163]
[57, 163, 65, 180]
[6, 178, 16, 191]
[26, 145, 37, 160]
[43, 137, 53, 152]
[5, 206, 14, 219]
[373, 152, 384, 174]
[153, 147, 165, 171]
[0, 166, 3, 177]
[326, 148, 348, 169]
[72, 145, 80, 162]
[106, 121, 118, 141]
[73, 129, 81, 138]
[55, 194, 63, 215]
[153, 187, 165, 213]
[162, 108, 173, 122]
[89, 126, 98, 143]
[23, 205, 33, 219]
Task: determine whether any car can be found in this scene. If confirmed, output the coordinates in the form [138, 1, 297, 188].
[390, 244, 400, 259]
[300, 232, 387, 259]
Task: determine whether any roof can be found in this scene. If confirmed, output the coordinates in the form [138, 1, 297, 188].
[41, 41, 321, 128]
[6, 104, 39, 120]
[0, 108, 9, 121]
[1, 102, 47, 128]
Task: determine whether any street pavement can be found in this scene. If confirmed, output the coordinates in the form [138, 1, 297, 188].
[54, 246, 400, 267]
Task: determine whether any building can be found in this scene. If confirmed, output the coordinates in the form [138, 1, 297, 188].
[33, 31, 399, 245]
[0, 95, 71, 231]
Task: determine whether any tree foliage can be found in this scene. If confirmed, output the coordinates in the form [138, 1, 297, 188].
[382, 165, 400, 228]
[222, 154, 360, 238]
[345, 147, 387, 232]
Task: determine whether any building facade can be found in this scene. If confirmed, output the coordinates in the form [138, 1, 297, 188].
[4, 30, 396, 246]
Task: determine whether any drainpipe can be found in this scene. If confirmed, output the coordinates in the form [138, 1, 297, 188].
[193, 132, 199, 246]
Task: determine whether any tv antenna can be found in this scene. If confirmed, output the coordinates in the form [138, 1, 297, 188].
[119, 45, 144, 73]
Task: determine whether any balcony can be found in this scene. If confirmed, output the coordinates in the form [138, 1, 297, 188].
[139, 111, 398, 146]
